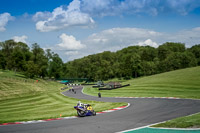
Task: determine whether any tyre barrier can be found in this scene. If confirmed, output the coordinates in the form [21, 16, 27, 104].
[68, 84, 81, 86]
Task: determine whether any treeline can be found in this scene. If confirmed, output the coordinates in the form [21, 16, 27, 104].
[1, 40, 200, 80]
[0, 40, 64, 78]
[63, 42, 200, 80]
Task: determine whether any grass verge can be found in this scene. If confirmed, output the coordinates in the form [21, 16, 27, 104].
[84, 66, 200, 99]
[0, 70, 126, 123]
[152, 113, 200, 128]
[83, 67, 200, 129]
[0, 93, 126, 123]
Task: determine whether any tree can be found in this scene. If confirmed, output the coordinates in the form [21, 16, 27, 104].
[180, 52, 197, 68]
[131, 53, 142, 78]
[188, 44, 200, 65]
[0, 51, 6, 69]
[119, 54, 132, 79]
[48, 53, 63, 79]
[0, 40, 67, 79]
[31, 43, 48, 78]
[11, 49, 26, 72]
[25, 61, 41, 78]
[0, 40, 31, 71]
[163, 52, 197, 71]
[32, 43, 44, 64]
[0, 40, 16, 57]
[141, 61, 156, 76]
[140, 46, 157, 61]
[158, 42, 185, 61]
[0, 40, 17, 70]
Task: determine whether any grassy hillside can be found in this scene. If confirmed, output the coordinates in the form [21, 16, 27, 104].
[84, 66, 200, 128]
[84, 66, 200, 99]
[0, 70, 64, 100]
[0, 70, 125, 123]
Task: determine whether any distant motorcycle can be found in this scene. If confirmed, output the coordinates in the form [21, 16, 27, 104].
[74, 102, 96, 117]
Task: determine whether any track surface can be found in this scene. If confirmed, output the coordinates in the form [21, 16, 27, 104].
[1, 86, 200, 133]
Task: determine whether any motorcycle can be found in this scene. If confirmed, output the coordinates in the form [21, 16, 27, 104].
[74, 102, 96, 117]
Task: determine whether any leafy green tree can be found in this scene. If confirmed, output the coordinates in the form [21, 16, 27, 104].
[140, 46, 157, 61]
[0, 40, 31, 71]
[0, 40, 17, 69]
[0, 51, 6, 69]
[25, 61, 41, 78]
[48, 53, 63, 79]
[0, 40, 16, 57]
[11, 49, 26, 72]
[163, 52, 197, 71]
[32, 43, 44, 63]
[158, 42, 185, 61]
[119, 54, 132, 79]
[141, 61, 156, 76]
[180, 51, 197, 68]
[131, 53, 142, 78]
[188, 44, 200, 65]
[31, 43, 48, 78]
[16, 42, 29, 52]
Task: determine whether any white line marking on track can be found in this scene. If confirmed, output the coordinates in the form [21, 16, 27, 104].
[115, 121, 168, 133]
[148, 127, 200, 130]
[116, 112, 200, 133]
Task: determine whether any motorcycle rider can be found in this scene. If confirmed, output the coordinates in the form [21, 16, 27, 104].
[77, 101, 90, 110]
[75, 101, 96, 116]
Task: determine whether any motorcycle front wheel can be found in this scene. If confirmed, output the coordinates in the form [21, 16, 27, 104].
[77, 110, 86, 117]
[92, 110, 96, 116]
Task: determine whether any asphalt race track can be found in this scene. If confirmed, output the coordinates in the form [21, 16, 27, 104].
[1, 86, 200, 133]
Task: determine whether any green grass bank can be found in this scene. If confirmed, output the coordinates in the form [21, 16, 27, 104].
[0, 70, 126, 123]
[152, 113, 200, 128]
[84, 66, 200, 99]
[83, 66, 200, 128]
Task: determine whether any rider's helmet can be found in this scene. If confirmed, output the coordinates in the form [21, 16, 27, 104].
[78, 101, 83, 107]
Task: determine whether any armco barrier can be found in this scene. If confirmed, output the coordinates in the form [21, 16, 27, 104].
[81, 83, 96, 85]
